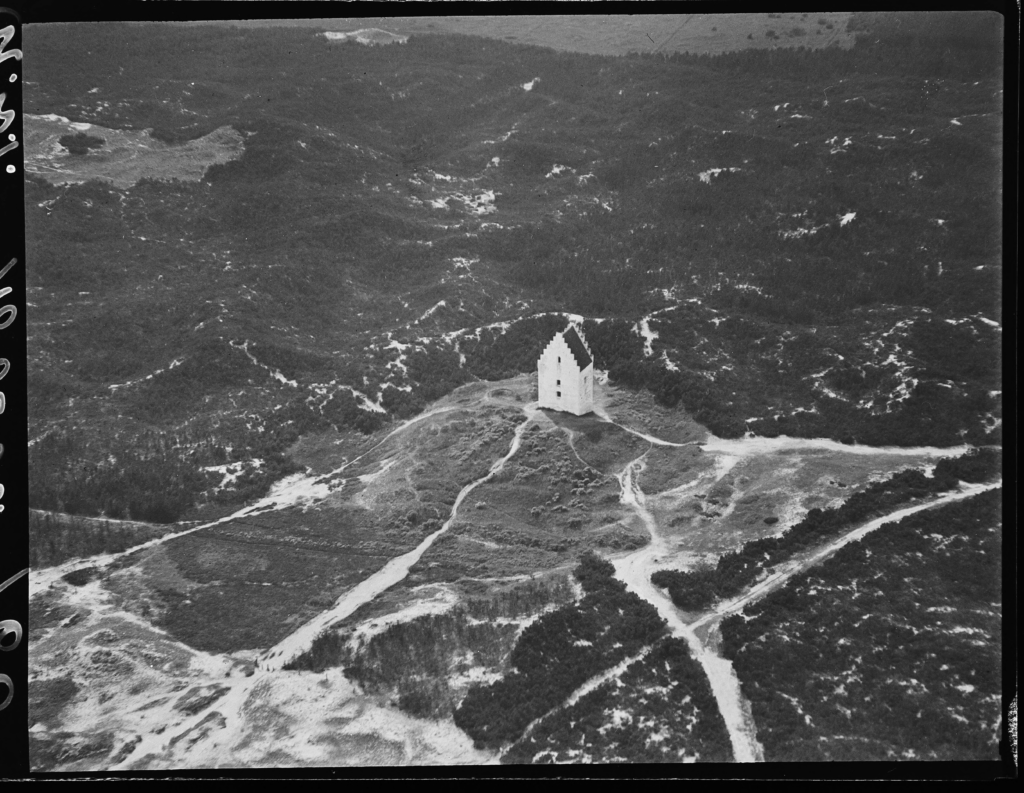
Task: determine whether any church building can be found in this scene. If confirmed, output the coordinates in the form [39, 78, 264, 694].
[537, 324, 595, 416]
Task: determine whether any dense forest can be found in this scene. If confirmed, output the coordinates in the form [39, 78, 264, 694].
[719, 488, 1002, 760]
[453, 553, 667, 749]
[25, 11, 1004, 527]
[502, 636, 733, 763]
[652, 448, 1000, 611]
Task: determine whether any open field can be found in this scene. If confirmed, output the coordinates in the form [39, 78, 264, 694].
[24, 114, 243, 188]
[647, 442, 975, 556]
[215, 13, 857, 57]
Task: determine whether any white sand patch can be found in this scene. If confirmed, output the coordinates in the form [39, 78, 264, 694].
[228, 340, 298, 388]
[108, 357, 187, 391]
[634, 317, 658, 357]
[698, 167, 741, 184]
[701, 434, 970, 461]
[779, 222, 828, 240]
[348, 584, 461, 646]
[448, 665, 504, 690]
[337, 385, 386, 413]
[322, 29, 408, 46]
[415, 300, 447, 323]
[202, 459, 264, 493]
[455, 190, 497, 215]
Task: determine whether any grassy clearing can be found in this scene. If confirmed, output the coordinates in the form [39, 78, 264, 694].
[560, 417, 651, 475]
[260, 13, 856, 57]
[650, 444, 981, 555]
[407, 422, 646, 584]
[653, 450, 999, 611]
[640, 445, 709, 494]
[25, 116, 244, 188]
[597, 385, 711, 446]
[95, 402, 528, 654]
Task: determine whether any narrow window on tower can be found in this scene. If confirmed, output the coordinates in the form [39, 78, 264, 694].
[556, 379, 560, 386]
[556, 391, 561, 398]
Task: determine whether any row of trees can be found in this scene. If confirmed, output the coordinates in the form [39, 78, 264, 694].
[29, 510, 168, 568]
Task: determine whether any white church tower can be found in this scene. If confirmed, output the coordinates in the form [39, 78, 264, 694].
[538, 324, 595, 416]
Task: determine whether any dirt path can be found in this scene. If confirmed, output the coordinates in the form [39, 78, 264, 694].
[591, 403, 692, 448]
[112, 404, 540, 768]
[29, 405, 464, 600]
[504, 644, 655, 760]
[689, 479, 1002, 634]
[262, 405, 540, 670]
[609, 453, 765, 763]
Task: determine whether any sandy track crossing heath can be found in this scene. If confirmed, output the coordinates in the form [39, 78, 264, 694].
[112, 404, 540, 767]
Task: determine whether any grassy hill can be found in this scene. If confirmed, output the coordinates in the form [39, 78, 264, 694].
[26, 12, 1004, 525]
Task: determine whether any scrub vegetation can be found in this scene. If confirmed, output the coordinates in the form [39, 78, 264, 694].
[26, 12, 1002, 536]
[720, 488, 1002, 760]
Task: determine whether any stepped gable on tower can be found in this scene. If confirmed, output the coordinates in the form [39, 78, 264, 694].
[562, 325, 592, 370]
[537, 322, 595, 416]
